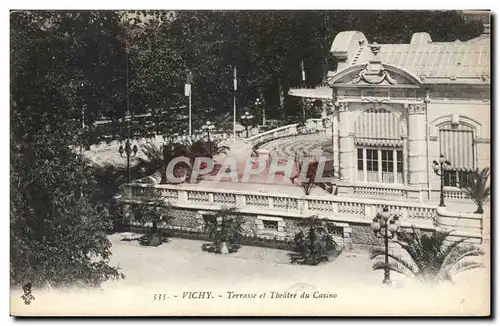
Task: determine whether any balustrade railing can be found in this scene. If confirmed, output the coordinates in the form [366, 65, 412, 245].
[353, 184, 406, 198]
[245, 123, 299, 148]
[444, 187, 471, 200]
[121, 183, 438, 224]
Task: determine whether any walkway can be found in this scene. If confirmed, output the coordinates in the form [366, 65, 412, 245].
[10, 234, 490, 316]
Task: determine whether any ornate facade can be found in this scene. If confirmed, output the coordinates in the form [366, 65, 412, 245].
[289, 25, 490, 204]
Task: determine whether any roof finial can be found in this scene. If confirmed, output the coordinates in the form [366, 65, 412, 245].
[369, 42, 380, 56]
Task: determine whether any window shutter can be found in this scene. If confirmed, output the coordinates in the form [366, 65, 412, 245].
[439, 126, 475, 170]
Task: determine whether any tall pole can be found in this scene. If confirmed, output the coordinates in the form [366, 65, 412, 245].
[439, 168, 445, 207]
[127, 151, 131, 183]
[208, 129, 212, 157]
[189, 91, 192, 136]
[233, 96, 236, 141]
[233, 66, 237, 142]
[125, 38, 131, 184]
[433, 155, 450, 207]
[185, 71, 193, 136]
[331, 116, 334, 175]
[383, 223, 391, 284]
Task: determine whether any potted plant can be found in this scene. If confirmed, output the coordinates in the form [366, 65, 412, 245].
[132, 196, 173, 247]
[203, 207, 244, 254]
[460, 167, 490, 214]
[290, 215, 340, 265]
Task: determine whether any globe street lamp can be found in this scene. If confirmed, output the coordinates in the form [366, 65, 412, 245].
[240, 111, 254, 138]
[371, 206, 401, 285]
[118, 139, 138, 183]
[201, 121, 215, 157]
[255, 98, 265, 126]
[432, 154, 452, 207]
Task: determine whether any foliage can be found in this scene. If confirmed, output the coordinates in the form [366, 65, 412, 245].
[370, 226, 485, 283]
[291, 215, 339, 265]
[132, 196, 173, 247]
[136, 138, 229, 184]
[203, 207, 244, 254]
[11, 11, 125, 287]
[459, 167, 490, 214]
[121, 10, 482, 127]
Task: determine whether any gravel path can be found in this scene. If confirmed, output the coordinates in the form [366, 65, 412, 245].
[11, 234, 490, 316]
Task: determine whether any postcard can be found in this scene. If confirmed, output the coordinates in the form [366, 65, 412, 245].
[10, 9, 491, 316]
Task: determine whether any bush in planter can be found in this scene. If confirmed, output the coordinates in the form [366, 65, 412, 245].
[459, 167, 490, 214]
[202, 207, 244, 254]
[132, 197, 173, 247]
[290, 215, 340, 265]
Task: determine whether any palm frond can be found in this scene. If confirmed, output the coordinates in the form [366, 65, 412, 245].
[369, 247, 386, 259]
[372, 261, 416, 278]
[443, 244, 484, 270]
[453, 261, 485, 274]
[370, 249, 419, 274]
[438, 236, 470, 265]
[393, 239, 425, 268]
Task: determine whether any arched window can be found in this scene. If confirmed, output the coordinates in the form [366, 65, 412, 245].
[439, 122, 475, 187]
[354, 107, 404, 184]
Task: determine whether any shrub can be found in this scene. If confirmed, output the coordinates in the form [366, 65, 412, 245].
[202, 207, 244, 254]
[290, 215, 340, 265]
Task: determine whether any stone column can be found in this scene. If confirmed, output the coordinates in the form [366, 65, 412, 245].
[407, 103, 427, 199]
[338, 102, 354, 183]
[323, 100, 340, 179]
[332, 110, 340, 178]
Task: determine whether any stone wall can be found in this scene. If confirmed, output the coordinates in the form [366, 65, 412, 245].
[171, 208, 199, 230]
[126, 206, 368, 252]
[127, 203, 486, 253]
[350, 224, 383, 247]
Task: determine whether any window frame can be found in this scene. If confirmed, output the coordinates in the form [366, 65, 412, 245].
[357, 146, 404, 184]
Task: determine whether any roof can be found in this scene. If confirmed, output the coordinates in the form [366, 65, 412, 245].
[352, 39, 490, 83]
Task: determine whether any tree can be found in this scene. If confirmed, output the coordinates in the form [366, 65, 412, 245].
[460, 167, 490, 214]
[11, 11, 125, 287]
[290, 215, 339, 265]
[202, 207, 244, 254]
[370, 226, 485, 283]
[11, 139, 125, 287]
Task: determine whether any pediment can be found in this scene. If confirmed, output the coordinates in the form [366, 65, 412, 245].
[327, 63, 422, 87]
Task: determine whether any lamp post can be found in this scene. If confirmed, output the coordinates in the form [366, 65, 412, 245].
[371, 206, 401, 285]
[118, 139, 138, 183]
[201, 121, 215, 157]
[240, 111, 254, 138]
[432, 154, 452, 207]
[255, 98, 265, 126]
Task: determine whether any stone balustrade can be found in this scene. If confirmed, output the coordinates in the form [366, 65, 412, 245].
[353, 183, 406, 199]
[80, 132, 234, 154]
[118, 182, 438, 230]
[444, 187, 471, 200]
[244, 120, 330, 150]
[244, 123, 300, 148]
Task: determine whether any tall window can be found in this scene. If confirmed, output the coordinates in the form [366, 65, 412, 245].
[357, 147, 403, 184]
[366, 149, 378, 182]
[444, 170, 473, 187]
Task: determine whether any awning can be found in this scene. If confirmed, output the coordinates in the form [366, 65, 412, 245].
[355, 137, 403, 147]
[439, 129, 475, 170]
